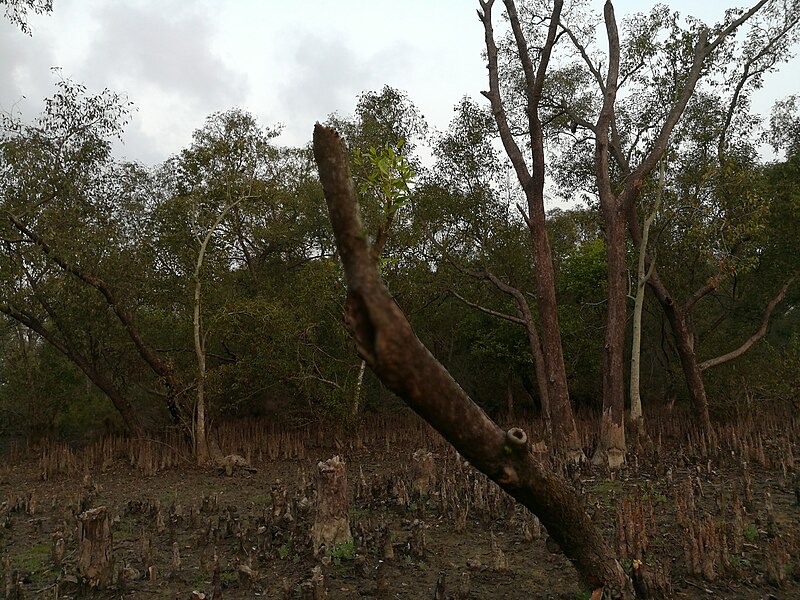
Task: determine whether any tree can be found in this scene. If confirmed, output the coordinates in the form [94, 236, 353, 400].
[478, 0, 583, 461]
[0, 79, 168, 436]
[610, 2, 800, 429]
[313, 123, 633, 596]
[166, 108, 281, 463]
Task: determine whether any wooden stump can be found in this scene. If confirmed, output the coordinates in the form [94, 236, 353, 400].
[51, 531, 65, 567]
[77, 506, 113, 590]
[310, 456, 351, 555]
[411, 449, 436, 497]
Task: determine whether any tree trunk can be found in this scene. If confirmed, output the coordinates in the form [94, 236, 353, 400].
[353, 359, 366, 418]
[190, 199, 241, 464]
[310, 455, 352, 555]
[77, 506, 114, 590]
[593, 205, 627, 469]
[519, 295, 551, 431]
[593, 3, 626, 469]
[193, 275, 210, 465]
[480, 0, 582, 462]
[626, 205, 713, 432]
[630, 169, 662, 442]
[666, 304, 712, 431]
[313, 124, 632, 596]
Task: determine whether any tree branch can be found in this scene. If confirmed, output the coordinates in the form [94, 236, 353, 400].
[699, 271, 799, 371]
[313, 122, 631, 595]
[6, 211, 187, 424]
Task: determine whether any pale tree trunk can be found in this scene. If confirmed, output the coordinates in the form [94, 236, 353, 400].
[191, 198, 241, 465]
[629, 163, 663, 437]
[193, 274, 210, 465]
[353, 359, 366, 417]
[314, 123, 633, 596]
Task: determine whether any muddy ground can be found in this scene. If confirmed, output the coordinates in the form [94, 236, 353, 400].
[0, 410, 798, 599]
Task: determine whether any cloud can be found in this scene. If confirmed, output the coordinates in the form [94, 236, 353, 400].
[0, 21, 59, 121]
[82, 2, 248, 164]
[274, 31, 414, 146]
[87, 3, 245, 108]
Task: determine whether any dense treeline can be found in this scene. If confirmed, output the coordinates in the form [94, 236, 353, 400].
[0, 2, 798, 460]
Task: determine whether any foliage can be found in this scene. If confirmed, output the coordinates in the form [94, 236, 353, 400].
[1, 0, 52, 34]
[0, 3, 798, 439]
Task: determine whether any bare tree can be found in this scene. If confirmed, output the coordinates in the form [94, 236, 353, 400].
[478, 0, 583, 461]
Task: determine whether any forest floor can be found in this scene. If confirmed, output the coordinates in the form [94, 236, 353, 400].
[0, 410, 799, 599]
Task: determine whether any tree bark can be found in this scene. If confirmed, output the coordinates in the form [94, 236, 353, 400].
[77, 506, 114, 590]
[313, 123, 632, 595]
[480, 0, 582, 460]
[311, 455, 352, 555]
[593, 0, 626, 469]
[593, 209, 627, 469]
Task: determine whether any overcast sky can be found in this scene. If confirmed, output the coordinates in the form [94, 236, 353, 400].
[2, 0, 798, 166]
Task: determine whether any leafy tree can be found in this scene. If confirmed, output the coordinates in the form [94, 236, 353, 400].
[0, 79, 158, 436]
[1, 0, 52, 34]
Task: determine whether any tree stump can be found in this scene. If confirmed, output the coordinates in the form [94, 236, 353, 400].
[409, 519, 427, 559]
[51, 531, 65, 567]
[410, 449, 436, 498]
[77, 506, 113, 590]
[310, 456, 351, 555]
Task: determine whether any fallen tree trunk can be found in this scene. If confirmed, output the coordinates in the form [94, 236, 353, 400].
[313, 124, 632, 596]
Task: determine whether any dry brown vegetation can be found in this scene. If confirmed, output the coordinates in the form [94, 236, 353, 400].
[1, 406, 799, 599]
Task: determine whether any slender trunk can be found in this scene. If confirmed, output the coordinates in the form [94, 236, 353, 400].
[193, 275, 210, 464]
[626, 204, 712, 432]
[594, 3, 625, 469]
[448, 270, 552, 430]
[524, 319, 551, 426]
[190, 198, 241, 464]
[353, 359, 366, 417]
[630, 165, 662, 435]
[592, 2, 632, 469]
